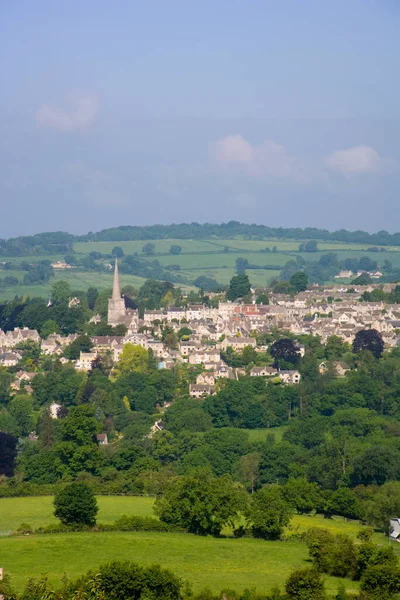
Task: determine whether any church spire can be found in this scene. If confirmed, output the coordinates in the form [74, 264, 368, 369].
[112, 258, 121, 300]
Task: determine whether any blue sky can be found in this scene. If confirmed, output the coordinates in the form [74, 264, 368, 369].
[0, 0, 399, 237]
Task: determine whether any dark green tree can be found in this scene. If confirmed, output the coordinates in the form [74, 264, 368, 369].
[227, 274, 251, 301]
[290, 271, 309, 293]
[54, 481, 98, 526]
[247, 484, 293, 540]
[256, 293, 269, 305]
[169, 245, 182, 255]
[64, 334, 93, 360]
[111, 246, 124, 258]
[154, 470, 245, 536]
[86, 287, 99, 310]
[142, 243, 155, 256]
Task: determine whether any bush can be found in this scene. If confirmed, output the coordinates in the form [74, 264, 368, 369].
[99, 561, 182, 600]
[112, 515, 181, 532]
[17, 522, 33, 535]
[360, 564, 400, 600]
[303, 528, 357, 578]
[285, 568, 326, 600]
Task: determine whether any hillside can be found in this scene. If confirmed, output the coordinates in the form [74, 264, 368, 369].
[1, 223, 400, 299]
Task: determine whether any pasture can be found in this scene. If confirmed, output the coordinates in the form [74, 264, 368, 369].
[0, 530, 361, 595]
[2, 235, 400, 299]
[0, 495, 393, 595]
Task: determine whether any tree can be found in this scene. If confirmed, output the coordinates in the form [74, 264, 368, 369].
[169, 245, 182, 255]
[304, 241, 318, 253]
[235, 453, 260, 493]
[117, 343, 149, 374]
[352, 273, 372, 285]
[273, 281, 292, 294]
[9, 394, 35, 437]
[227, 274, 251, 301]
[142, 243, 155, 256]
[111, 246, 124, 258]
[285, 568, 326, 600]
[51, 280, 71, 307]
[40, 319, 59, 338]
[193, 275, 220, 291]
[0, 432, 18, 476]
[290, 272, 308, 293]
[61, 405, 97, 445]
[256, 293, 269, 305]
[236, 257, 249, 274]
[54, 481, 98, 526]
[64, 334, 93, 360]
[164, 332, 178, 350]
[87, 287, 99, 310]
[319, 253, 338, 268]
[363, 481, 400, 532]
[247, 484, 293, 540]
[178, 326, 192, 340]
[325, 335, 349, 360]
[241, 344, 258, 365]
[154, 470, 245, 536]
[270, 338, 300, 368]
[353, 329, 384, 359]
[327, 487, 363, 520]
[283, 478, 322, 514]
[360, 564, 400, 600]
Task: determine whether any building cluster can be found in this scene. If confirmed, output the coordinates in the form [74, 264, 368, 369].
[1, 262, 399, 399]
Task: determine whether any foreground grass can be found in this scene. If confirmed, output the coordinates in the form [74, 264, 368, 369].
[0, 495, 392, 595]
[0, 531, 359, 595]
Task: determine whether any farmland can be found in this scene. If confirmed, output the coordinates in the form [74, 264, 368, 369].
[0, 495, 385, 595]
[1, 235, 400, 299]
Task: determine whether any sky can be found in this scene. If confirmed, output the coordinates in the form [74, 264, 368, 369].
[0, 0, 399, 238]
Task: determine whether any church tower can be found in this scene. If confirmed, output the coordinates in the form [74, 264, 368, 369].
[107, 259, 126, 325]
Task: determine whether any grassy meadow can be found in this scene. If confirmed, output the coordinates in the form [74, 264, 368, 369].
[0, 495, 396, 595]
[1, 235, 400, 299]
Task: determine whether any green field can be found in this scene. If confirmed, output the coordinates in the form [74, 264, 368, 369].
[0, 495, 394, 595]
[1, 235, 400, 299]
[0, 496, 154, 534]
[0, 530, 359, 595]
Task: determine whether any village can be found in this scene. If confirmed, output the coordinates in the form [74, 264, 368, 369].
[1, 261, 399, 403]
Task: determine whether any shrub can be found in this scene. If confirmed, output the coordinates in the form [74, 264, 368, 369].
[17, 522, 33, 535]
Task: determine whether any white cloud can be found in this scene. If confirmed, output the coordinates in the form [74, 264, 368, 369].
[208, 134, 311, 182]
[209, 134, 254, 166]
[325, 145, 384, 175]
[36, 95, 99, 132]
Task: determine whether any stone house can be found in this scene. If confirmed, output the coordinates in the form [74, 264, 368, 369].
[0, 352, 22, 367]
[196, 373, 215, 385]
[279, 370, 301, 384]
[250, 366, 278, 377]
[75, 351, 97, 371]
[189, 384, 216, 398]
[220, 337, 257, 351]
[96, 433, 108, 445]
